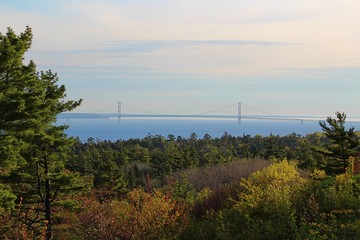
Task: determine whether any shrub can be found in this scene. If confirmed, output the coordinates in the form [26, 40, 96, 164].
[78, 189, 188, 240]
[227, 160, 306, 239]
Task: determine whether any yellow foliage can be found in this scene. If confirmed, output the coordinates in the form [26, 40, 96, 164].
[237, 179, 263, 210]
[120, 189, 186, 239]
[79, 189, 188, 240]
[335, 158, 356, 190]
[311, 169, 326, 179]
[231, 161, 304, 239]
[335, 171, 354, 193]
[249, 160, 305, 187]
[346, 157, 355, 176]
[235, 161, 306, 215]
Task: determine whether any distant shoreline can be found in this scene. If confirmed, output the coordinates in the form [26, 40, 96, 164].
[57, 113, 360, 123]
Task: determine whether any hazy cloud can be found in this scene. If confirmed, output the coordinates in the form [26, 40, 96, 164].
[34, 39, 292, 55]
[1, 0, 360, 115]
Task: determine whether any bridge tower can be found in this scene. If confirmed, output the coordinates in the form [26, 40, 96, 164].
[238, 102, 241, 124]
[118, 102, 122, 122]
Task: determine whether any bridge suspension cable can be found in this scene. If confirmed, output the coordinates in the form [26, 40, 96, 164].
[122, 102, 163, 115]
[90, 101, 305, 122]
[196, 102, 238, 115]
[91, 101, 280, 116]
[90, 102, 118, 114]
[241, 102, 285, 117]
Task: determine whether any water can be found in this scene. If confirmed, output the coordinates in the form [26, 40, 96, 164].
[55, 114, 347, 141]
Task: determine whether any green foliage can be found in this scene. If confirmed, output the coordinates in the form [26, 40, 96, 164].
[0, 27, 83, 239]
[0, 184, 16, 213]
[180, 210, 229, 240]
[69, 131, 327, 195]
[316, 112, 359, 175]
[185, 160, 360, 240]
[3, 26, 360, 239]
[167, 176, 198, 204]
[297, 138, 319, 170]
[299, 168, 360, 239]
[227, 161, 305, 240]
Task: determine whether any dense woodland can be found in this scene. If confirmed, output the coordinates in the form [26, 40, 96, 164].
[2, 27, 360, 240]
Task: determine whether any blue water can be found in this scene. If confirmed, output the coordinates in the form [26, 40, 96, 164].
[55, 114, 339, 141]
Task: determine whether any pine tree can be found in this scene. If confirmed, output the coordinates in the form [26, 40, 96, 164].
[316, 112, 359, 175]
[0, 27, 84, 239]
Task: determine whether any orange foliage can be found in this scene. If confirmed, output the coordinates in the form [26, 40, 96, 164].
[0, 197, 48, 240]
[79, 189, 188, 239]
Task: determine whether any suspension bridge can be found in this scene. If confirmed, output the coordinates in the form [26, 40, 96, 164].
[87, 102, 337, 124]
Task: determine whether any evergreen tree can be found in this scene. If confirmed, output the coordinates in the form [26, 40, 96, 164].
[0, 27, 83, 239]
[316, 112, 359, 175]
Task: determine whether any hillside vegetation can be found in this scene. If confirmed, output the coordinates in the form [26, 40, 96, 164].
[1, 27, 360, 240]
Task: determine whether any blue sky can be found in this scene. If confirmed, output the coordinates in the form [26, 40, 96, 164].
[1, 0, 360, 117]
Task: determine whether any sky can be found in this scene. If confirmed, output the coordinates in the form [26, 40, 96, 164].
[1, 0, 360, 117]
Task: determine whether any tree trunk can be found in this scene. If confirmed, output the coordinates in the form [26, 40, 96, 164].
[44, 157, 53, 240]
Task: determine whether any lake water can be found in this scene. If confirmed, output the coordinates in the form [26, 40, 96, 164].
[55, 114, 359, 141]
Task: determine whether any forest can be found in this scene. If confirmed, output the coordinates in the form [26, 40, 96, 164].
[1, 28, 360, 240]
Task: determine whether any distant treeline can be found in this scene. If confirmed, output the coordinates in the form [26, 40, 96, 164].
[67, 132, 328, 194]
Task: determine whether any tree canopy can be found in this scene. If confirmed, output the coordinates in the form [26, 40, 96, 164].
[316, 112, 359, 175]
[2, 26, 360, 239]
[0, 26, 83, 239]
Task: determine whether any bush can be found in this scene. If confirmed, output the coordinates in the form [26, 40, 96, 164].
[78, 189, 188, 240]
[226, 160, 306, 239]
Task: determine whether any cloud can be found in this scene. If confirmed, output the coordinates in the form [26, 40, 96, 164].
[35, 39, 292, 55]
[27, 39, 299, 77]
[2, 0, 360, 116]
[281, 67, 360, 82]
[105, 40, 291, 53]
